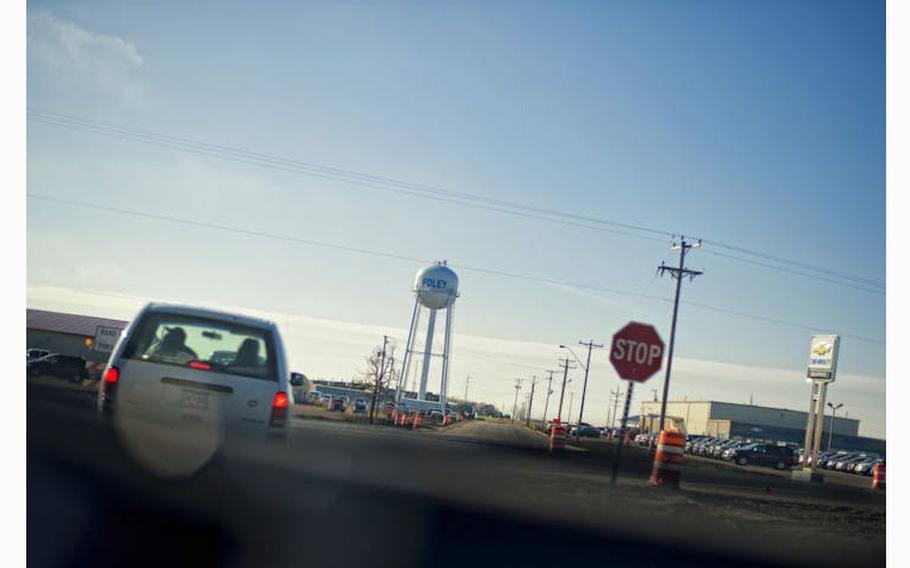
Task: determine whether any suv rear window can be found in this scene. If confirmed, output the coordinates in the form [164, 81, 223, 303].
[121, 312, 277, 381]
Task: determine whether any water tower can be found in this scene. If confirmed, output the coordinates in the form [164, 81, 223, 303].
[395, 261, 459, 410]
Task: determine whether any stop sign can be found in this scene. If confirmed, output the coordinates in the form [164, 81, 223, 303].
[609, 321, 665, 382]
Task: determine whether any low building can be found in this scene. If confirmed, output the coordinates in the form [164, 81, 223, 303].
[27, 309, 129, 371]
[639, 400, 883, 454]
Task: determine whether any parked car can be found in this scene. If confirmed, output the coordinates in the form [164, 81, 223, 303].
[824, 451, 852, 469]
[685, 436, 708, 453]
[852, 458, 882, 476]
[328, 398, 346, 412]
[721, 442, 757, 461]
[691, 437, 717, 456]
[840, 453, 880, 472]
[729, 444, 794, 470]
[353, 400, 368, 414]
[701, 439, 726, 457]
[831, 452, 865, 471]
[27, 354, 88, 383]
[27, 348, 53, 362]
[709, 440, 738, 459]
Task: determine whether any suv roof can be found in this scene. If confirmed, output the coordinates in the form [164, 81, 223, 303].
[145, 303, 276, 331]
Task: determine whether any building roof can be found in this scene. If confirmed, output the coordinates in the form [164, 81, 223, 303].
[640, 399, 860, 425]
[26, 309, 129, 337]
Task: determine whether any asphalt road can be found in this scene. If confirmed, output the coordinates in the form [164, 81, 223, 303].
[27, 383, 884, 568]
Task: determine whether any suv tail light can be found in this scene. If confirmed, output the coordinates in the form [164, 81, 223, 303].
[270, 392, 289, 427]
[98, 366, 119, 412]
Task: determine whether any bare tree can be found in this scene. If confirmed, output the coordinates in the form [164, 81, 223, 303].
[359, 340, 397, 391]
[359, 337, 397, 423]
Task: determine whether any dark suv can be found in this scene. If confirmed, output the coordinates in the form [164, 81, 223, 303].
[728, 443, 794, 470]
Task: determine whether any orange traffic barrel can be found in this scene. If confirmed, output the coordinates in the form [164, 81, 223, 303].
[443, 414, 452, 426]
[872, 463, 885, 491]
[649, 430, 686, 487]
[549, 419, 567, 452]
[412, 412, 423, 430]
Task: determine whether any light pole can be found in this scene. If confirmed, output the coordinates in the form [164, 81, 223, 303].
[560, 340, 603, 440]
[540, 370, 555, 429]
[556, 357, 575, 421]
[826, 402, 844, 452]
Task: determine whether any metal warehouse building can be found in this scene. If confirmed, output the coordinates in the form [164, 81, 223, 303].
[639, 400, 883, 454]
[27, 309, 129, 370]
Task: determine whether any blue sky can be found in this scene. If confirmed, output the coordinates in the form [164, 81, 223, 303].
[26, 0, 886, 435]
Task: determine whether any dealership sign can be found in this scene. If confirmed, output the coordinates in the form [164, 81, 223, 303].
[807, 334, 839, 382]
[93, 325, 121, 353]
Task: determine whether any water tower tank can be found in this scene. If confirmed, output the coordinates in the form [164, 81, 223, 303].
[414, 264, 459, 310]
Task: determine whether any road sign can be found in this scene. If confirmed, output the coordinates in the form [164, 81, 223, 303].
[807, 334, 839, 382]
[609, 322, 665, 382]
[93, 325, 121, 353]
[609, 321, 665, 485]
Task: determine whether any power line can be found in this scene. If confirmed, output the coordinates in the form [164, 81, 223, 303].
[26, 193, 885, 345]
[700, 249, 883, 294]
[701, 239, 884, 289]
[27, 108, 884, 291]
[25, 110, 671, 246]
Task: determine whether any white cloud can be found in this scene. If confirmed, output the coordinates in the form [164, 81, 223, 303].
[28, 11, 145, 105]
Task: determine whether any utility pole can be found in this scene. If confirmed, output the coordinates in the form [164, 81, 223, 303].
[609, 386, 622, 429]
[557, 357, 576, 421]
[827, 402, 844, 452]
[656, 236, 703, 432]
[651, 388, 658, 402]
[511, 378, 523, 422]
[464, 375, 470, 402]
[369, 335, 388, 424]
[387, 356, 395, 405]
[575, 339, 604, 439]
[568, 391, 575, 425]
[525, 376, 537, 428]
[541, 370, 555, 429]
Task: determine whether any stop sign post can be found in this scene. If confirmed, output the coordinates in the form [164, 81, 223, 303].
[609, 322, 665, 484]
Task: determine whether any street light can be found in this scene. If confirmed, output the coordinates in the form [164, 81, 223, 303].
[826, 402, 844, 452]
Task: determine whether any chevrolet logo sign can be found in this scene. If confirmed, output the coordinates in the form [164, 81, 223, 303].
[813, 343, 832, 356]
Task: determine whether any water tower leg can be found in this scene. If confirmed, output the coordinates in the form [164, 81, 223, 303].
[418, 309, 437, 401]
[396, 298, 421, 403]
[439, 304, 454, 412]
